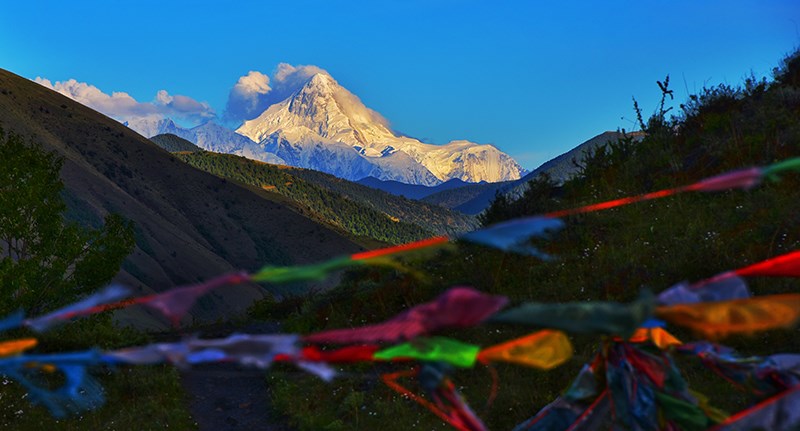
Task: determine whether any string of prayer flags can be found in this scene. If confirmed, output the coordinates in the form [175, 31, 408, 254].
[512, 391, 610, 431]
[0, 350, 108, 418]
[1, 153, 800, 429]
[707, 385, 800, 431]
[627, 327, 682, 350]
[656, 293, 800, 339]
[459, 216, 564, 259]
[654, 392, 713, 431]
[734, 250, 800, 278]
[760, 156, 800, 181]
[383, 363, 488, 431]
[490, 291, 655, 338]
[678, 342, 800, 397]
[477, 330, 573, 370]
[107, 334, 299, 369]
[143, 272, 249, 326]
[305, 287, 508, 344]
[181, 334, 299, 369]
[374, 337, 480, 368]
[253, 236, 449, 284]
[657, 274, 751, 306]
[0, 338, 37, 357]
[512, 362, 608, 431]
[606, 342, 719, 431]
[24, 284, 132, 332]
[683, 167, 764, 192]
[513, 339, 728, 431]
[350, 235, 450, 261]
[106, 334, 344, 380]
[541, 157, 800, 220]
[0, 310, 24, 333]
[286, 345, 381, 363]
[605, 346, 661, 431]
[251, 256, 358, 284]
[22, 273, 251, 330]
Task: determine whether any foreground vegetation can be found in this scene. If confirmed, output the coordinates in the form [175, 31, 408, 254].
[251, 50, 800, 430]
[0, 130, 194, 430]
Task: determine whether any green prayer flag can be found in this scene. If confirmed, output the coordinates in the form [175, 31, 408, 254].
[251, 257, 359, 283]
[763, 157, 800, 181]
[374, 337, 480, 368]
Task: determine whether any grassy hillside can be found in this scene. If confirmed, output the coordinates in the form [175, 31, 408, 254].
[175, 152, 478, 243]
[252, 50, 800, 430]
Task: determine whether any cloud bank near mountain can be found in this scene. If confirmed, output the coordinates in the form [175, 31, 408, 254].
[224, 63, 332, 123]
[34, 77, 215, 124]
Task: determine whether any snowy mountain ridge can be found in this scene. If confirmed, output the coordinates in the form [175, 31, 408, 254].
[127, 118, 285, 165]
[128, 72, 525, 185]
[236, 72, 525, 185]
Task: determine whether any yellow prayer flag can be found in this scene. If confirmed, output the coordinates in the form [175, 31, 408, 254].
[477, 330, 572, 370]
[628, 327, 682, 349]
[656, 293, 800, 339]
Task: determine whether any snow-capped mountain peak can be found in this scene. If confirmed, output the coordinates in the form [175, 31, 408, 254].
[122, 71, 525, 186]
[238, 72, 394, 148]
[236, 73, 525, 185]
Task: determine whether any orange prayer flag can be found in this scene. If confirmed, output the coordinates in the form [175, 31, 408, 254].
[477, 330, 572, 370]
[656, 293, 800, 339]
[0, 338, 38, 357]
[628, 327, 682, 349]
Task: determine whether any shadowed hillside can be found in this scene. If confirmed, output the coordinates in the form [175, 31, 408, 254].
[0, 68, 363, 329]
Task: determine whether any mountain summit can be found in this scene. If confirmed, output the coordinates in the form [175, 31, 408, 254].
[122, 71, 525, 186]
[235, 72, 525, 185]
[237, 73, 397, 148]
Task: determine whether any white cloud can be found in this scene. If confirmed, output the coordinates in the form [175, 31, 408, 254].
[224, 64, 333, 123]
[223, 71, 272, 123]
[34, 77, 215, 124]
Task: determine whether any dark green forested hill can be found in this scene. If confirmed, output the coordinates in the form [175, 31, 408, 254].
[280, 165, 478, 232]
[150, 133, 202, 152]
[251, 50, 800, 431]
[174, 152, 477, 244]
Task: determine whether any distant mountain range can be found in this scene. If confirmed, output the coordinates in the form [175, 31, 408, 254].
[125, 118, 286, 165]
[127, 72, 525, 186]
[0, 68, 364, 329]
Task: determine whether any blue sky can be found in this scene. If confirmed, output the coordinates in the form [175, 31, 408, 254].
[1, 0, 798, 169]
